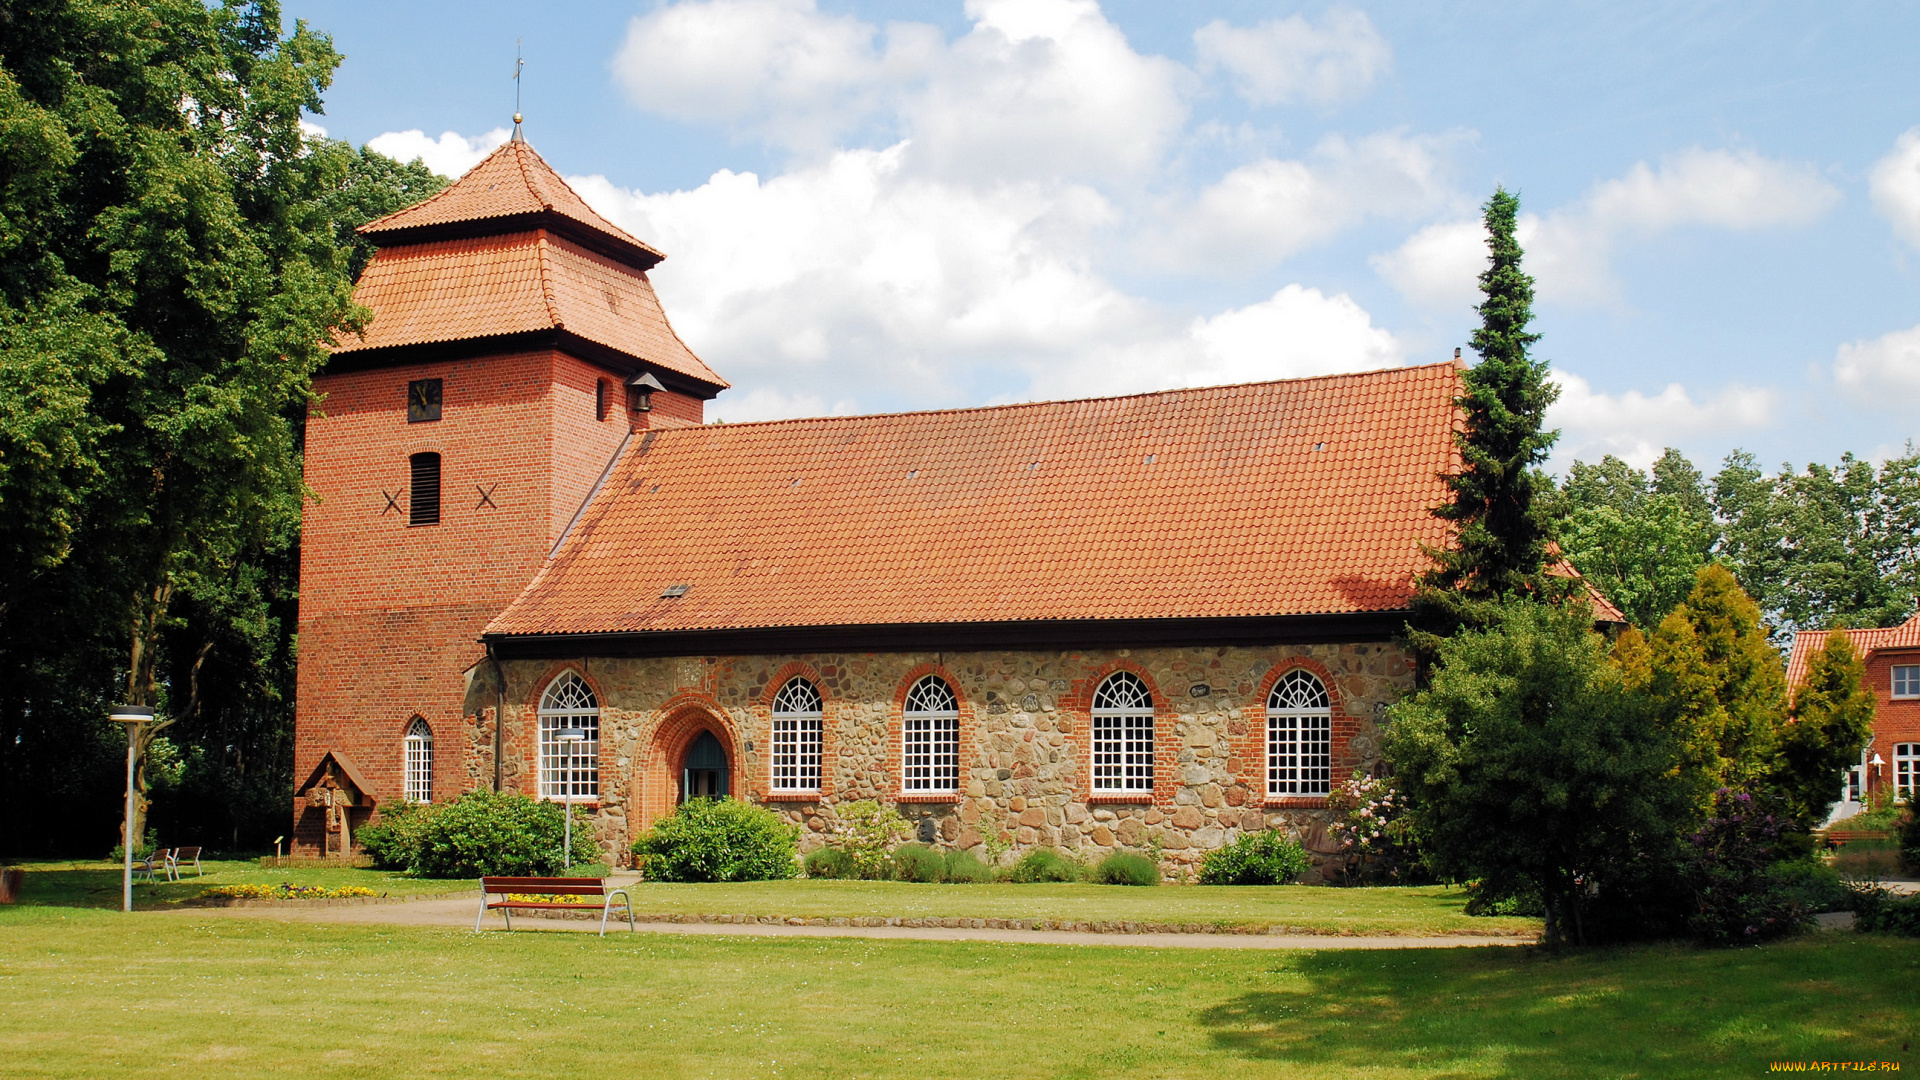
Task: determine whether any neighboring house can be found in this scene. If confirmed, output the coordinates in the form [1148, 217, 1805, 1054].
[1787, 613, 1920, 820]
[292, 133, 1513, 870]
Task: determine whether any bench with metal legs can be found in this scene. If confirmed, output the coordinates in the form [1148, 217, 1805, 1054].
[475, 876, 635, 936]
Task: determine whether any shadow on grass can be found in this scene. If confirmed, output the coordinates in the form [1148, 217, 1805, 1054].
[1197, 938, 1917, 1079]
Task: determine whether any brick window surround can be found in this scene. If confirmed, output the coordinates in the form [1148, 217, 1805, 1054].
[888, 665, 972, 804]
[1241, 658, 1355, 809]
[762, 665, 829, 800]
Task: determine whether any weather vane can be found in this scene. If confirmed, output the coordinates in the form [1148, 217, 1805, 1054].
[513, 39, 524, 132]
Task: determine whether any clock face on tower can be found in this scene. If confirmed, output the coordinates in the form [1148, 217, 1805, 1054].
[407, 378, 443, 423]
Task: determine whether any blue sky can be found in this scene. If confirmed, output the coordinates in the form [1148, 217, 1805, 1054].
[294, 1, 1920, 476]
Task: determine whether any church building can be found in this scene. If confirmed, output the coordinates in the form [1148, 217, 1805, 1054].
[292, 133, 1465, 873]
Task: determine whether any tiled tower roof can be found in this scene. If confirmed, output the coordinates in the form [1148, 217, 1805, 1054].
[486, 362, 1468, 639]
[358, 137, 665, 270]
[333, 135, 724, 392]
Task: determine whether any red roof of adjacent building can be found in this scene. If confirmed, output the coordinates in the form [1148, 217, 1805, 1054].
[486, 362, 1467, 638]
[1787, 613, 1920, 687]
[359, 137, 665, 270]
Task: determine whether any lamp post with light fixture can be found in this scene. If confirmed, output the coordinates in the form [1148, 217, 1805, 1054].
[108, 705, 155, 913]
[557, 728, 587, 870]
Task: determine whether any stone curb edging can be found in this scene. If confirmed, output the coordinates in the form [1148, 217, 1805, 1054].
[509, 908, 1536, 938]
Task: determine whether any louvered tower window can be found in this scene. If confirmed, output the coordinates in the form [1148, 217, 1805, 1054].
[409, 452, 441, 526]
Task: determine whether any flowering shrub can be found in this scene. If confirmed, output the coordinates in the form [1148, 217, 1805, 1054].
[822, 800, 911, 879]
[199, 883, 381, 900]
[1326, 770, 1414, 884]
[1682, 788, 1815, 945]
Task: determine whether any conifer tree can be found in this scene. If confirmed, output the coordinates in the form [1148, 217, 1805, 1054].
[1775, 631, 1874, 828]
[1411, 189, 1568, 657]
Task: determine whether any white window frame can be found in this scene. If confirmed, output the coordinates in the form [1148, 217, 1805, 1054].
[771, 677, 824, 792]
[538, 672, 600, 800]
[1896, 743, 1920, 800]
[1091, 672, 1154, 793]
[1892, 665, 1920, 699]
[1266, 669, 1333, 798]
[902, 675, 959, 794]
[403, 718, 433, 803]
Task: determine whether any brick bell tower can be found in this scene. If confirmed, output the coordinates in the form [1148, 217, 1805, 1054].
[291, 130, 727, 854]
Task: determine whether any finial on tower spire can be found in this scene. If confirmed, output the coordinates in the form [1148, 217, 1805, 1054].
[512, 39, 525, 141]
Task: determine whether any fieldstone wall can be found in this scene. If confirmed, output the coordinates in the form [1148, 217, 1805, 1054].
[480, 642, 1413, 877]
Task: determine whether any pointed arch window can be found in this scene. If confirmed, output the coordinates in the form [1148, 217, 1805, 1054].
[403, 718, 433, 803]
[902, 675, 959, 793]
[1091, 672, 1154, 793]
[1266, 669, 1332, 797]
[771, 677, 823, 792]
[539, 672, 599, 800]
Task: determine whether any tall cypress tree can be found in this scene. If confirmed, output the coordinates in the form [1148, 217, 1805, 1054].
[1411, 188, 1567, 656]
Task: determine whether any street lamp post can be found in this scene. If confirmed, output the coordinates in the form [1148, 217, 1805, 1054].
[557, 728, 587, 871]
[108, 705, 155, 913]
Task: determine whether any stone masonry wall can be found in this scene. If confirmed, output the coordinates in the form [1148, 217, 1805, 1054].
[475, 641, 1413, 878]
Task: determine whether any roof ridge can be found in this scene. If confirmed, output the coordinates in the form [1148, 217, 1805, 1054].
[535, 231, 561, 328]
[696, 360, 1460, 432]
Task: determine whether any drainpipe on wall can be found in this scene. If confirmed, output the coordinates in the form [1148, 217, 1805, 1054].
[487, 640, 506, 793]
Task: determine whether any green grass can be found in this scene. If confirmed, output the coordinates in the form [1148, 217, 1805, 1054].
[4, 859, 469, 908]
[611, 879, 1541, 936]
[0, 907, 1912, 1078]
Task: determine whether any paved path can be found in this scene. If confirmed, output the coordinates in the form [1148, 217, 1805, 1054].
[163, 897, 1534, 950]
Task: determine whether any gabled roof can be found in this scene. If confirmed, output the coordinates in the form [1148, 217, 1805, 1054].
[296, 749, 377, 805]
[331, 231, 725, 390]
[359, 137, 666, 271]
[1787, 612, 1920, 687]
[485, 362, 1464, 639]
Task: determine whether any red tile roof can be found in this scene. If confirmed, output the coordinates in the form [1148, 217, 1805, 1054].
[360, 137, 665, 270]
[486, 362, 1466, 637]
[1787, 613, 1920, 687]
[332, 231, 725, 389]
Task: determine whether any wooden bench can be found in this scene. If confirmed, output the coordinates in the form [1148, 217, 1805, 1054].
[173, 846, 204, 877]
[475, 876, 635, 936]
[1822, 829, 1893, 849]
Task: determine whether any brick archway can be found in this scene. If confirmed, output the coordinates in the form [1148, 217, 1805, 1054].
[635, 702, 742, 833]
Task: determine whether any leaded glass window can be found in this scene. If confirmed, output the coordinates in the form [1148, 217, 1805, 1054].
[771, 677, 823, 792]
[1266, 669, 1332, 796]
[539, 672, 599, 799]
[902, 675, 958, 793]
[403, 718, 433, 803]
[1091, 672, 1154, 792]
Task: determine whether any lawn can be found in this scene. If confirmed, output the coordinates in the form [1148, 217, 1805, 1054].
[0, 906, 1912, 1078]
[5, 859, 470, 908]
[609, 879, 1541, 936]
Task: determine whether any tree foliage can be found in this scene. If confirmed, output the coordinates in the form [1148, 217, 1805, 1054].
[1385, 600, 1690, 946]
[1411, 190, 1567, 656]
[1546, 451, 1716, 628]
[1775, 631, 1874, 828]
[0, 1, 442, 856]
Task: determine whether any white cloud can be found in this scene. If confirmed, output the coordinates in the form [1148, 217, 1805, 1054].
[1193, 8, 1390, 106]
[1188, 285, 1404, 379]
[1870, 127, 1920, 251]
[1834, 323, 1920, 401]
[1376, 148, 1841, 307]
[1546, 368, 1778, 469]
[365, 128, 511, 177]
[1174, 130, 1460, 271]
[611, 0, 1186, 181]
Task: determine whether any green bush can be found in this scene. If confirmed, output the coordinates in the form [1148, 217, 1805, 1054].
[1091, 852, 1159, 886]
[1008, 848, 1082, 883]
[411, 790, 591, 878]
[1852, 883, 1920, 936]
[1771, 859, 1850, 914]
[942, 848, 993, 883]
[356, 800, 437, 870]
[1199, 830, 1310, 885]
[632, 798, 798, 882]
[1900, 805, 1920, 869]
[803, 846, 857, 879]
[890, 843, 945, 883]
[825, 800, 911, 879]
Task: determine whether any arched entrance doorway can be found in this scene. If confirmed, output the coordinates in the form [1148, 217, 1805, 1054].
[682, 730, 729, 800]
